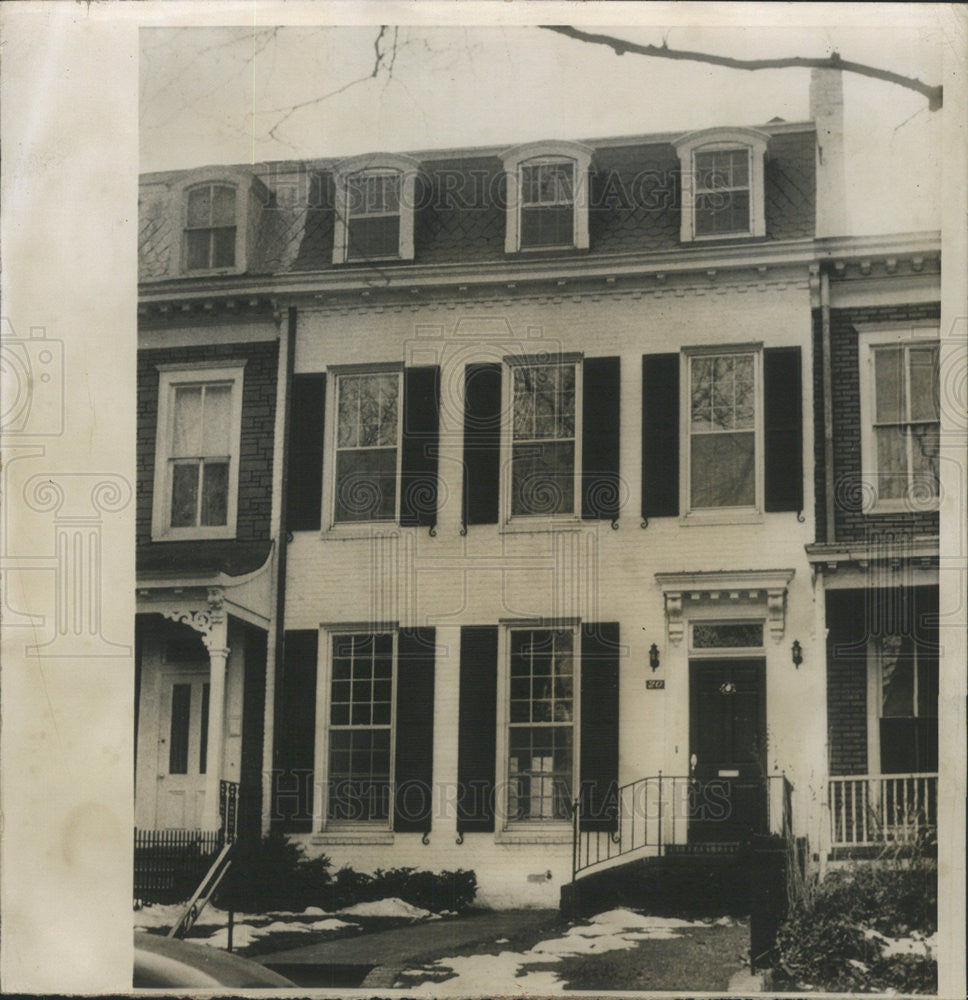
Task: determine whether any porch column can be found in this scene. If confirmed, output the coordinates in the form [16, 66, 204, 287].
[200, 635, 229, 831]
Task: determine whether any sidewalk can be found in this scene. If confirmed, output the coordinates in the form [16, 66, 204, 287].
[255, 908, 562, 987]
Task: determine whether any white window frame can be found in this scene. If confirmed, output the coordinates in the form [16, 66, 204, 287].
[333, 154, 419, 264]
[865, 633, 937, 777]
[857, 326, 941, 514]
[151, 361, 246, 542]
[680, 344, 764, 524]
[500, 141, 593, 254]
[673, 128, 769, 243]
[314, 625, 398, 836]
[501, 354, 583, 528]
[323, 363, 404, 531]
[495, 621, 580, 841]
[173, 169, 260, 278]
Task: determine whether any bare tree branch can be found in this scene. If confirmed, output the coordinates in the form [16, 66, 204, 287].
[541, 25, 943, 111]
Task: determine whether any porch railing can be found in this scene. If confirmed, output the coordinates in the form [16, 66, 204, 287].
[134, 780, 241, 900]
[573, 772, 793, 880]
[828, 773, 937, 849]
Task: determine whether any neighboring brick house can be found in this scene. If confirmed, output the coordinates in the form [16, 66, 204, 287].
[135, 69, 941, 907]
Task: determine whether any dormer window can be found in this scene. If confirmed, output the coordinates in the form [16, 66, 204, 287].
[174, 169, 262, 277]
[674, 128, 769, 242]
[185, 183, 237, 270]
[501, 141, 593, 253]
[333, 154, 420, 264]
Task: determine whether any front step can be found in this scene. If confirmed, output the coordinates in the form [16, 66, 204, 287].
[561, 848, 753, 921]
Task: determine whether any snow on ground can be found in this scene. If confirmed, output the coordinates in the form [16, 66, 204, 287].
[400, 908, 713, 993]
[338, 897, 439, 920]
[863, 927, 938, 958]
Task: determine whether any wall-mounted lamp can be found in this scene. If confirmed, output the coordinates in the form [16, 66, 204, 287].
[791, 639, 803, 668]
[649, 643, 661, 671]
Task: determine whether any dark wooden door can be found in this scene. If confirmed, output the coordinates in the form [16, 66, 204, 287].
[689, 660, 767, 843]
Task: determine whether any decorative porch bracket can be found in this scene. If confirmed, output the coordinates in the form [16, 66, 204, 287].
[162, 587, 230, 831]
[655, 569, 796, 645]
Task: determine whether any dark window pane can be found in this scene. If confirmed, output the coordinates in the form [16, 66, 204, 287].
[693, 623, 764, 648]
[695, 189, 750, 235]
[690, 431, 755, 508]
[881, 636, 914, 717]
[909, 346, 940, 422]
[511, 441, 575, 515]
[186, 229, 210, 270]
[521, 205, 573, 247]
[168, 683, 191, 774]
[874, 347, 904, 423]
[199, 683, 210, 774]
[211, 185, 236, 226]
[335, 448, 397, 521]
[201, 461, 228, 526]
[211, 227, 236, 268]
[918, 657, 939, 718]
[187, 187, 211, 227]
[171, 463, 199, 527]
[347, 215, 400, 259]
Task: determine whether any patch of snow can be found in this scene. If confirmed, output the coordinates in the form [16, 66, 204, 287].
[495, 937, 510, 944]
[863, 927, 937, 958]
[403, 952, 564, 995]
[338, 897, 436, 920]
[303, 905, 328, 916]
[201, 923, 263, 950]
[715, 916, 734, 926]
[402, 907, 714, 991]
[309, 917, 357, 932]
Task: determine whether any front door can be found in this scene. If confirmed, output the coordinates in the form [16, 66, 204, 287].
[689, 659, 766, 843]
[156, 669, 210, 829]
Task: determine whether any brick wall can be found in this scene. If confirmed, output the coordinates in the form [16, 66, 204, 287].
[813, 301, 940, 544]
[137, 339, 279, 546]
[826, 589, 869, 776]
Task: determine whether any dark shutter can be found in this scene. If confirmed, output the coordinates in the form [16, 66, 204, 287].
[394, 627, 436, 833]
[579, 622, 621, 832]
[462, 363, 502, 526]
[272, 630, 318, 832]
[286, 373, 326, 531]
[457, 626, 498, 833]
[642, 354, 679, 520]
[582, 356, 621, 521]
[401, 366, 441, 527]
[764, 347, 803, 513]
[825, 590, 869, 777]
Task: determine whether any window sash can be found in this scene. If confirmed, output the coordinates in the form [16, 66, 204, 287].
[334, 372, 402, 523]
[521, 162, 575, 207]
[687, 352, 759, 511]
[871, 343, 940, 499]
[327, 632, 395, 824]
[185, 184, 237, 269]
[693, 149, 751, 235]
[507, 628, 576, 823]
[509, 362, 577, 517]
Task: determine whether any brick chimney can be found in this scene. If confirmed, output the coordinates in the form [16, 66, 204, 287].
[810, 67, 848, 237]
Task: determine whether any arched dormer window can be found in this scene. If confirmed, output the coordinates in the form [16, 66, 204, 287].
[500, 141, 593, 253]
[673, 128, 770, 242]
[175, 168, 263, 277]
[333, 153, 420, 264]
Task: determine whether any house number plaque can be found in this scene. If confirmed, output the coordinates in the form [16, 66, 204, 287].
[646, 679, 665, 690]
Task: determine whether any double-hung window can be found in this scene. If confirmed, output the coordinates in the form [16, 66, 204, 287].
[333, 369, 402, 523]
[685, 349, 761, 514]
[185, 183, 237, 271]
[520, 160, 575, 249]
[152, 363, 245, 540]
[346, 172, 402, 260]
[507, 628, 576, 823]
[509, 360, 578, 518]
[872, 633, 938, 775]
[860, 331, 940, 511]
[332, 154, 419, 263]
[327, 632, 395, 824]
[673, 128, 768, 242]
[694, 149, 751, 237]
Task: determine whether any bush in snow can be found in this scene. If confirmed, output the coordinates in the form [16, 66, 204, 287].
[775, 837, 936, 993]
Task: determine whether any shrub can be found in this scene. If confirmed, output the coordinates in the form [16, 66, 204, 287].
[215, 834, 477, 915]
[216, 831, 332, 912]
[775, 844, 936, 993]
